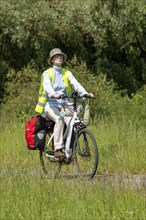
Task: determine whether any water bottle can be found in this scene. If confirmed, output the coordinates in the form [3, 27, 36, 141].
[83, 104, 90, 126]
[60, 107, 67, 117]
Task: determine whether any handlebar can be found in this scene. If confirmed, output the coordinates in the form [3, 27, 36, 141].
[60, 92, 95, 100]
[51, 92, 95, 111]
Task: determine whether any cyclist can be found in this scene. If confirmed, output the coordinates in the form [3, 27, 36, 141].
[36, 48, 94, 158]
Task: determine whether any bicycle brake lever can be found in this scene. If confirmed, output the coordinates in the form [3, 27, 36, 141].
[71, 92, 78, 98]
[60, 94, 67, 99]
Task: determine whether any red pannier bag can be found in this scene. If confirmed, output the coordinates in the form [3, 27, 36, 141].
[25, 115, 46, 150]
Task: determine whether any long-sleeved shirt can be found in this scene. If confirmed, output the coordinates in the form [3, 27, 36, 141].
[43, 65, 88, 109]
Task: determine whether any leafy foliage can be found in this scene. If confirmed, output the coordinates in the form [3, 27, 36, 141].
[0, 0, 146, 120]
[1, 62, 145, 125]
[1, 65, 40, 119]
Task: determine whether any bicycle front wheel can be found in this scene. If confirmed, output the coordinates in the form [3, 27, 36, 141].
[73, 128, 98, 179]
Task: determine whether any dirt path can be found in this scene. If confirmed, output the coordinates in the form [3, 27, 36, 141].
[95, 173, 146, 188]
[1, 168, 146, 188]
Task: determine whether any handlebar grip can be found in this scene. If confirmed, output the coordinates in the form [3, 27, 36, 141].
[83, 94, 95, 99]
[60, 94, 68, 99]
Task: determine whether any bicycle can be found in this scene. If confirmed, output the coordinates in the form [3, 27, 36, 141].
[39, 92, 98, 180]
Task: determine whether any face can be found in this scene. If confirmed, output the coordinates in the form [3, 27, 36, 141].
[51, 54, 64, 66]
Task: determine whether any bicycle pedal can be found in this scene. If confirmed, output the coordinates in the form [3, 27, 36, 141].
[45, 154, 59, 161]
[45, 150, 54, 156]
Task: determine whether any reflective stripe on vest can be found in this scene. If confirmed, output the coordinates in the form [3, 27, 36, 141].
[35, 92, 47, 113]
[35, 68, 72, 113]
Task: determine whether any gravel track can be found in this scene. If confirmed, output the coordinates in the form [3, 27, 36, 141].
[1, 168, 146, 188]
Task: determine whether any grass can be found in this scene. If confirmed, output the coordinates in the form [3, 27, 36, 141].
[1, 173, 145, 220]
[90, 116, 146, 174]
[0, 116, 146, 220]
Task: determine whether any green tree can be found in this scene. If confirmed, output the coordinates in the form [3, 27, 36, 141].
[0, 0, 146, 103]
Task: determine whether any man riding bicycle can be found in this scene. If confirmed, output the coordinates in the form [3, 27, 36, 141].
[35, 48, 94, 158]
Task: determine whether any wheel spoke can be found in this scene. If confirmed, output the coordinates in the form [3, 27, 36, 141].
[74, 128, 98, 179]
[39, 133, 62, 178]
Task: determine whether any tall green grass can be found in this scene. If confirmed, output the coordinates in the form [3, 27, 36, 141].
[1, 115, 145, 175]
[90, 115, 146, 174]
[0, 115, 145, 220]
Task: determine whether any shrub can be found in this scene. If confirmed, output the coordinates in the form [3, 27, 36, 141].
[1, 65, 40, 121]
[1, 62, 145, 125]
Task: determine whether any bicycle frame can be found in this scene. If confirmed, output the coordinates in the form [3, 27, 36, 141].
[45, 105, 82, 159]
[64, 109, 81, 158]
[45, 92, 89, 159]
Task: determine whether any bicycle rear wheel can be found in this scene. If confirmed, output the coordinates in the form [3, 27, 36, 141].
[39, 132, 62, 178]
[73, 128, 98, 179]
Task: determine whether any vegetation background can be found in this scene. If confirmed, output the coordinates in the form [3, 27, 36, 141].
[0, 0, 146, 116]
[0, 0, 146, 219]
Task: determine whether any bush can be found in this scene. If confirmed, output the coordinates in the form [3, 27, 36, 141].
[1, 65, 40, 121]
[1, 63, 145, 125]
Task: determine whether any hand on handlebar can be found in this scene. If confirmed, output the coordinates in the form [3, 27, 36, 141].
[88, 93, 94, 98]
[84, 93, 95, 98]
[52, 92, 95, 99]
[52, 93, 61, 99]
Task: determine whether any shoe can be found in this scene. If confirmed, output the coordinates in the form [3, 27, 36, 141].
[54, 150, 64, 158]
[65, 158, 71, 165]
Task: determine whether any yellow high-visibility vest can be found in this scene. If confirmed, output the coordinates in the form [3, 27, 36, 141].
[35, 68, 72, 114]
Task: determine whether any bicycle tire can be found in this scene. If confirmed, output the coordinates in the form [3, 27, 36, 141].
[73, 128, 98, 180]
[39, 132, 62, 178]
